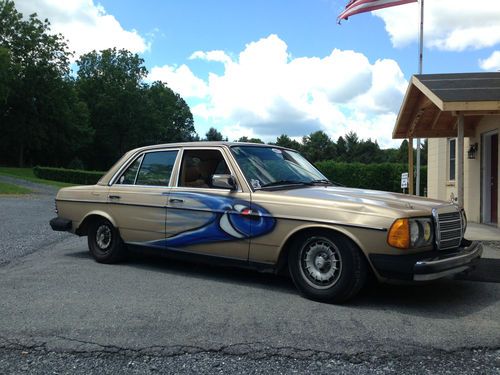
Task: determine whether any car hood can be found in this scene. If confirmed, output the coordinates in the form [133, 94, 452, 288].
[272, 185, 451, 214]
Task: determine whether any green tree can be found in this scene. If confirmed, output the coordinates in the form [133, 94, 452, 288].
[336, 136, 347, 161]
[237, 136, 264, 144]
[205, 127, 224, 141]
[334, 132, 387, 163]
[275, 134, 302, 151]
[383, 147, 401, 163]
[302, 131, 336, 163]
[356, 138, 384, 163]
[0, 0, 91, 166]
[420, 139, 428, 165]
[146, 81, 196, 143]
[76, 49, 197, 169]
[76, 48, 149, 168]
[0, 47, 9, 105]
[398, 139, 409, 164]
[344, 131, 359, 160]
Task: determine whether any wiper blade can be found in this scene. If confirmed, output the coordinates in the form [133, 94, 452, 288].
[310, 179, 332, 185]
[260, 180, 313, 189]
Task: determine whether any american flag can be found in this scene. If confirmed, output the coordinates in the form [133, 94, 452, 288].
[338, 0, 417, 22]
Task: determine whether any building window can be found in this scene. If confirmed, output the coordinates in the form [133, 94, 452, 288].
[449, 138, 456, 181]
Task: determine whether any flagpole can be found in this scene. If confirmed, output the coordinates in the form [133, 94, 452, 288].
[418, 0, 423, 74]
[416, 0, 424, 195]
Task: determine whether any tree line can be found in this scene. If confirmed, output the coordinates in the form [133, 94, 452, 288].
[205, 127, 427, 165]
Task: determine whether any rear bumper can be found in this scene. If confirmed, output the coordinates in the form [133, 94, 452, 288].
[50, 217, 72, 232]
[369, 240, 483, 282]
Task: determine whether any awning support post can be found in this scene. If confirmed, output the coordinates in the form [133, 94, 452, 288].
[408, 137, 414, 195]
[457, 114, 464, 208]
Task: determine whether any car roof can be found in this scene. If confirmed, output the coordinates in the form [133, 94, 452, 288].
[129, 141, 293, 154]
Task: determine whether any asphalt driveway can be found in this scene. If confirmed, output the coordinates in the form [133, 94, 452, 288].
[0, 178, 499, 374]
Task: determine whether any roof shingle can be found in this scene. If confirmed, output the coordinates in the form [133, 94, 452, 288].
[415, 72, 500, 102]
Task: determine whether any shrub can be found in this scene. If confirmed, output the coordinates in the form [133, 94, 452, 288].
[33, 166, 105, 185]
[315, 161, 427, 195]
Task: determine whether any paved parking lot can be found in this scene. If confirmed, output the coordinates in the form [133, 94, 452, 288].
[0, 177, 499, 374]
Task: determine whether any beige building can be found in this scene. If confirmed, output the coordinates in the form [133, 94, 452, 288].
[393, 73, 499, 228]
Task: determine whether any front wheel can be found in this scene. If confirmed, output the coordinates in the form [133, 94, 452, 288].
[288, 230, 367, 303]
[87, 218, 125, 264]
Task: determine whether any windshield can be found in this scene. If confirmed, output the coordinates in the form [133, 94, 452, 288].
[231, 146, 329, 190]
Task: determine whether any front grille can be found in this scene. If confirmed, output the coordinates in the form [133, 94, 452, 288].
[433, 206, 463, 250]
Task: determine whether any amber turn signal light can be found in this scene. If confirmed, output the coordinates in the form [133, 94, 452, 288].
[387, 218, 410, 249]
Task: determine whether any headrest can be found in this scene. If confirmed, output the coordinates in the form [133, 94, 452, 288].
[184, 157, 201, 182]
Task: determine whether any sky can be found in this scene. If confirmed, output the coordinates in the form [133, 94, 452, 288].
[14, 0, 500, 148]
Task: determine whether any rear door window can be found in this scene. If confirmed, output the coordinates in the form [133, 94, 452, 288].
[121, 150, 178, 186]
[135, 150, 178, 186]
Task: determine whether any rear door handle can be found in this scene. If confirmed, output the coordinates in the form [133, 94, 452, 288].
[109, 195, 121, 200]
[169, 198, 184, 203]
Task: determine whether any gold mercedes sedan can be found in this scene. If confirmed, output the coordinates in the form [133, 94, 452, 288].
[50, 142, 482, 302]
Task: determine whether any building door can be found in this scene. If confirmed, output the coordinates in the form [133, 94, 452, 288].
[482, 131, 498, 224]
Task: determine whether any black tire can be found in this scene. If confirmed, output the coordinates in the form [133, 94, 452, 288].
[288, 230, 367, 303]
[87, 218, 125, 264]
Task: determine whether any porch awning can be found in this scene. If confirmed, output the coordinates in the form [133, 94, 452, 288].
[393, 73, 500, 139]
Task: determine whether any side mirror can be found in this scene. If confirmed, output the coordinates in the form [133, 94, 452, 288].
[211, 174, 237, 190]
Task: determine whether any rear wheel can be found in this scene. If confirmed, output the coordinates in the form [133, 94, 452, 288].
[87, 218, 125, 263]
[288, 230, 367, 303]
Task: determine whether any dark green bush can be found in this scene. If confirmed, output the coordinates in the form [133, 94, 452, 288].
[33, 166, 105, 185]
[315, 161, 427, 195]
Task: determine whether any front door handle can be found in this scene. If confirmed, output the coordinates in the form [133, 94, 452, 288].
[169, 198, 184, 203]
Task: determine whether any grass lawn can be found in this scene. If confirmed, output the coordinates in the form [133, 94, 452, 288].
[0, 181, 32, 195]
[0, 167, 73, 188]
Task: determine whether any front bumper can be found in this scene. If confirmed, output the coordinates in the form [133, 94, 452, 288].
[369, 240, 483, 281]
[50, 217, 72, 232]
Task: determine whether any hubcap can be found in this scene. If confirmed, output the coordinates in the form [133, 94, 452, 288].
[300, 237, 342, 289]
[96, 225, 112, 250]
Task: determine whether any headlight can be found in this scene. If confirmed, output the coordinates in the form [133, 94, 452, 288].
[409, 218, 433, 247]
[388, 217, 434, 249]
[410, 221, 420, 244]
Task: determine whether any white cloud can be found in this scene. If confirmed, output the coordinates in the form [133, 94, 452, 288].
[479, 51, 500, 71]
[15, 0, 149, 58]
[373, 0, 500, 51]
[149, 65, 209, 98]
[351, 59, 408, 114]
[150, 34, 407, 147]
[189, 50, 233, 65]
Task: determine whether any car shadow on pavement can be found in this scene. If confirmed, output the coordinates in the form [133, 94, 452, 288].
[67, 250, 93, 259]
[65, 249, 298, 296]
[65, 249, 499, 316]
[455, 258, 500, 283]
